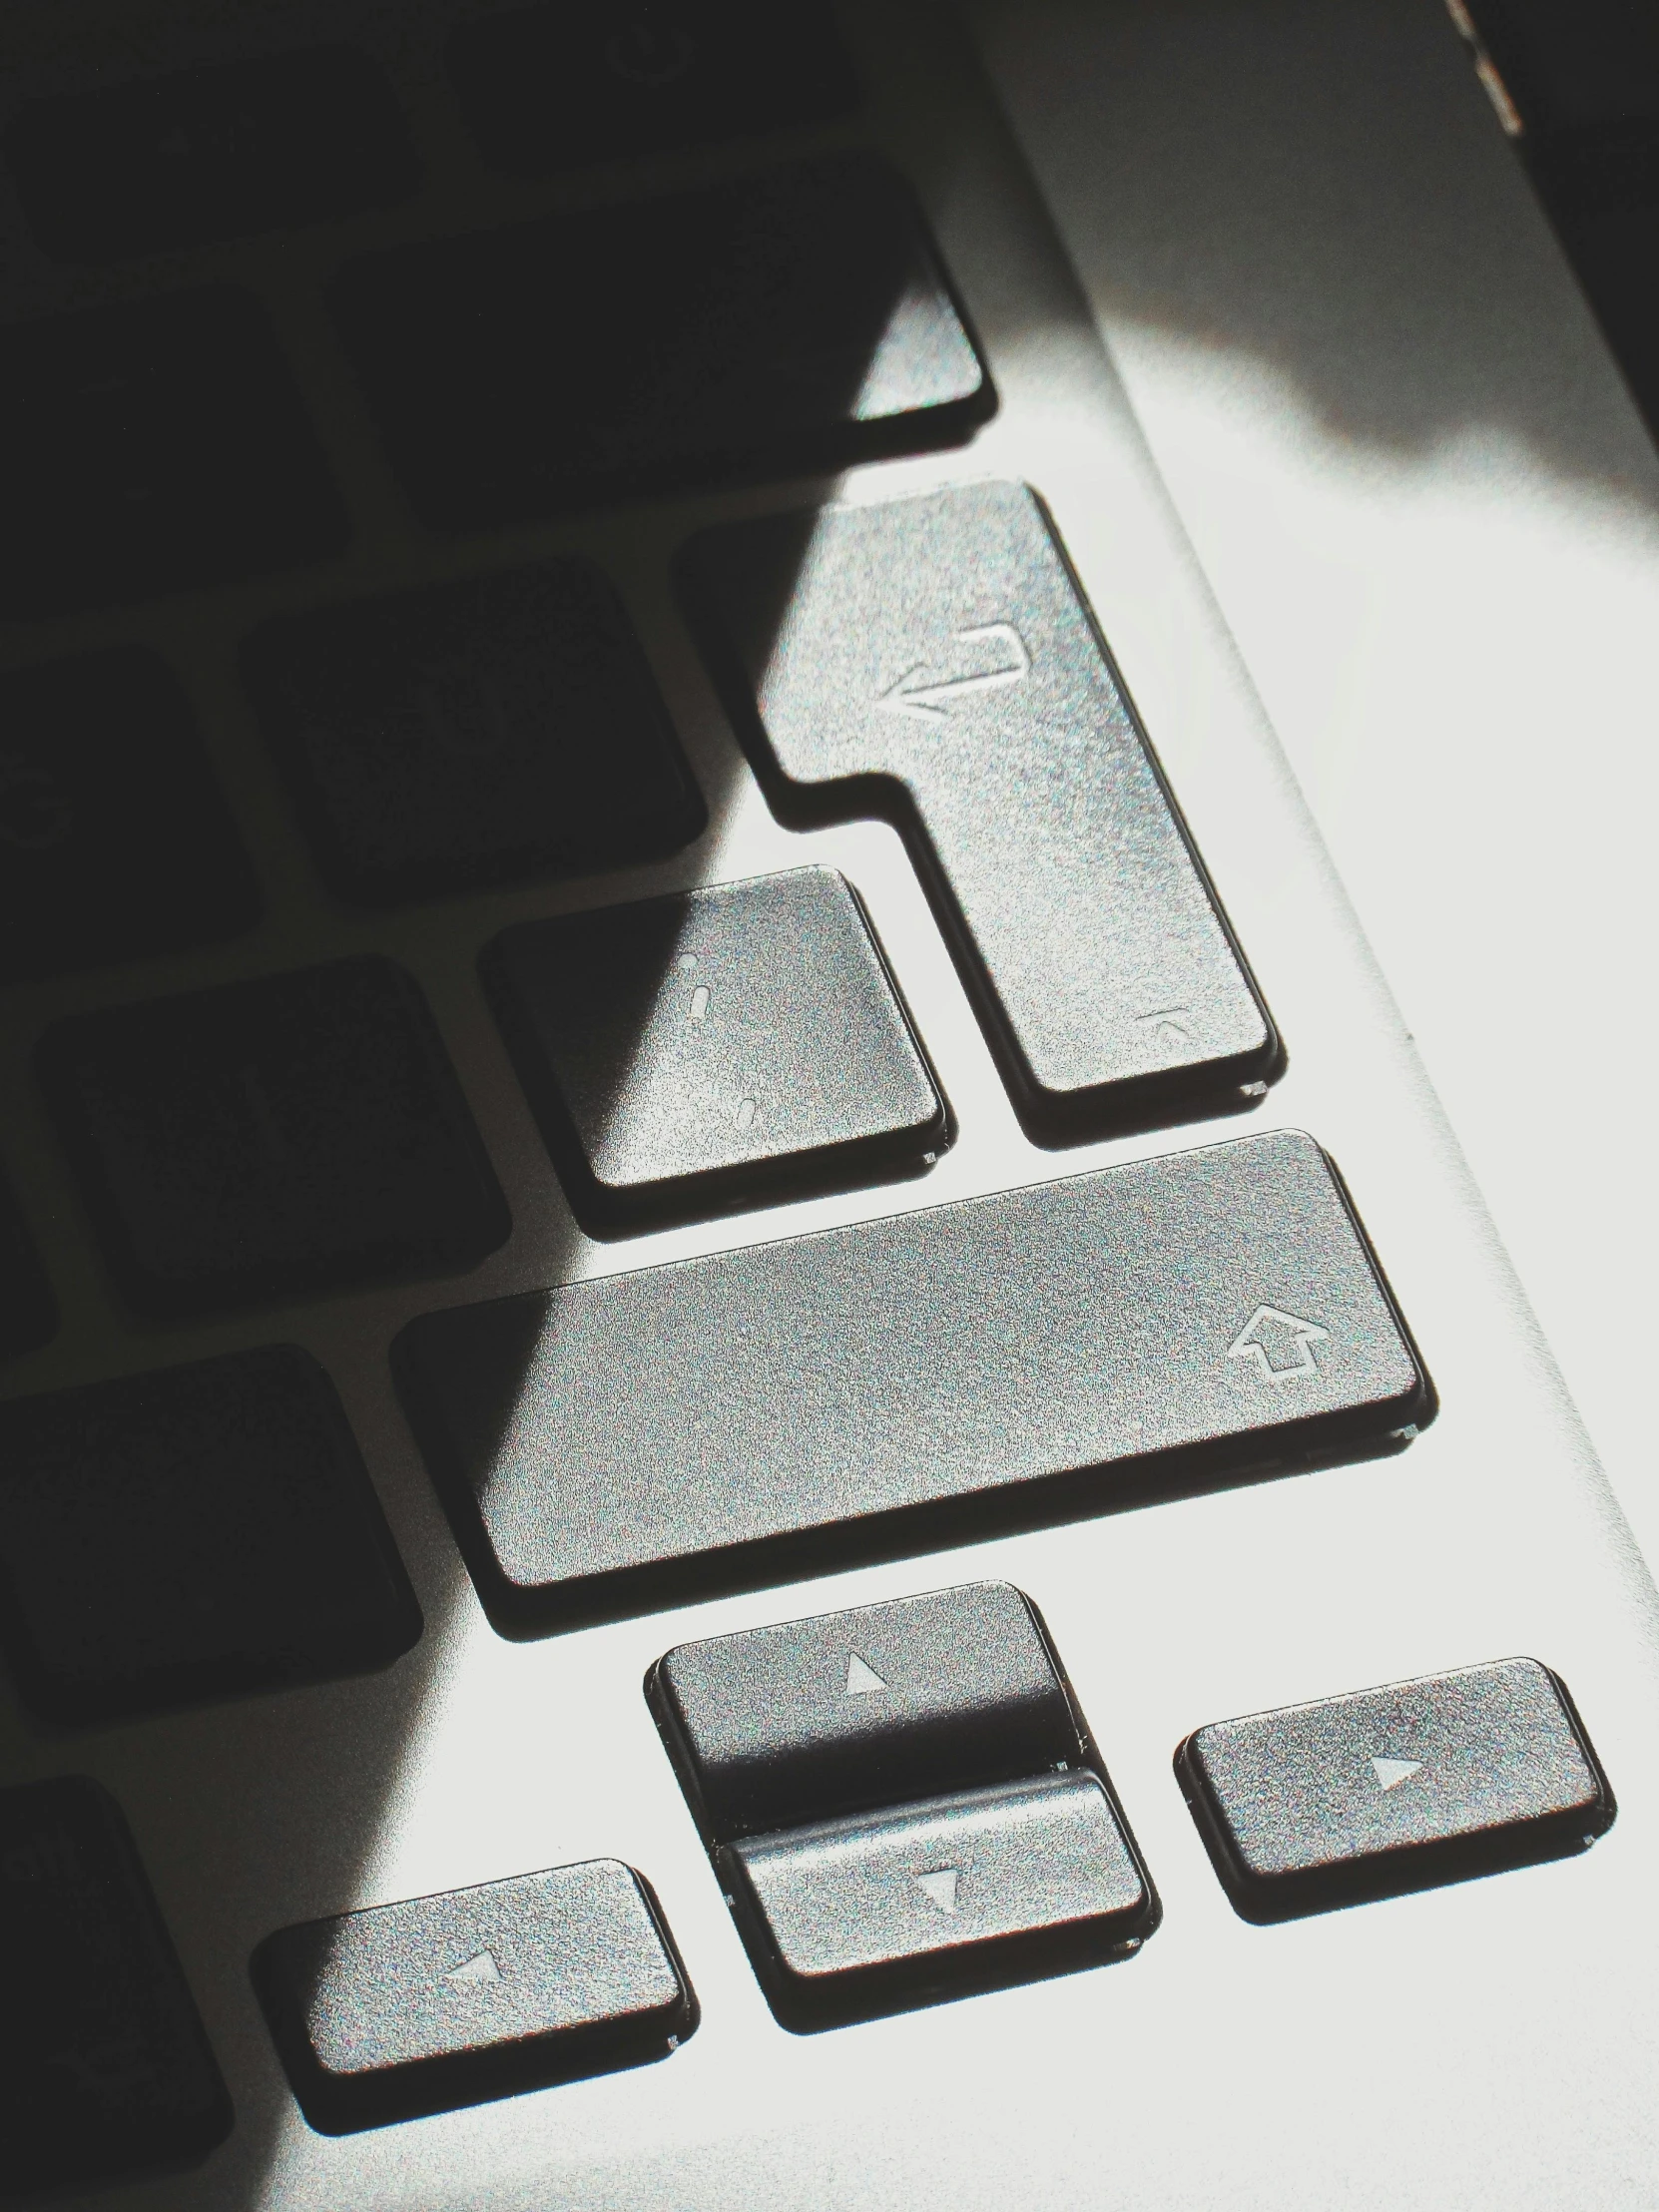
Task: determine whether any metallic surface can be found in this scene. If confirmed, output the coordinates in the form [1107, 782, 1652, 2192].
[0, 1, 1657, 2206]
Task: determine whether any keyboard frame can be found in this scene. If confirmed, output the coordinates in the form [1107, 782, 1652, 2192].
[1, 2, 1657, 2207]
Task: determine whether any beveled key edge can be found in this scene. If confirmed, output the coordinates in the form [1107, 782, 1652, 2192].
[1173, 1657, 1617, 1925]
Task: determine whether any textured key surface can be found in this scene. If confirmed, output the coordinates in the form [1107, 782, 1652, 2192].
[652, 1582, 1081, 1839]
[0, 286, 345, 617]
[0, 1778, 232, 2195]
[448, 1, 857, 177]
[243, 559, 703, 904]
[0, 1167, 55, 1361]
[0, 1347, 421, 1726]
[724, 1774, 1152, 2029]
[0, 649, 260, 983]
[396, 1129, 1428, 1628]
[3, 45, 420, 264]
[484, 868, 945, 1229]
[39, 958, 508, 1317]
[328, 157, 990, 528]
[1178, 1658, 1614, 1921]
[254, 1860, 695, 2133]
[684, 480, 1276, 1137]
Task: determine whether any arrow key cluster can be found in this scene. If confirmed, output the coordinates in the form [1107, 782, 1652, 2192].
[649, 1581, 1157, 2029]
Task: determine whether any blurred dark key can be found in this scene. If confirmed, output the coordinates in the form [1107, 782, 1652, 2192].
[0, 1778, 232, 2196]
[0, 286, 346, 617]
[0, 1167, 55, 1361]
[396, 1129, 1429, 1630]
[242, 560, 703, 905]
[38, 958, 508, 1318]
[254, 1860, 696, 2132]
[0, 649, 260, 984]
[483, 868, 946, 1230]
[327, 157, 991, 528]
[0, 1347, 421, 1726]
[684, 480, 1278, 1140]
[447, 2, 857, 178]
[3, 46, 420, 265]
[723, 1774, 1151, 2029]
[1178, 1659, 1615, 1922]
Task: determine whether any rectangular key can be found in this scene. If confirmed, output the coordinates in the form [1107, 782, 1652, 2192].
[0, 1778, 231, 2195]
[327, 157, 991, 528]
[253, 1860, 695, 2133]
[723, 1774, 1153, 2029]
[1177, 1658, 1614, 1922]
[683, 481, 1277, 1138]
[396, 1129, 1429, 1630]
[652, 1583, 1084, 1840]
[3, 46, 420, 264]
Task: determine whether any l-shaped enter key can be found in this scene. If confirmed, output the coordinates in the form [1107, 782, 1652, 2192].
[682, 479, 1279, 1142]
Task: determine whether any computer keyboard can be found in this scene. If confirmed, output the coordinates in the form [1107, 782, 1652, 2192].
[0, 3, 1651, 2208]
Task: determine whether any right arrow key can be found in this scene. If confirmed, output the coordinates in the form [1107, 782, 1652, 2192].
[1177, 1659, 1615, 1923]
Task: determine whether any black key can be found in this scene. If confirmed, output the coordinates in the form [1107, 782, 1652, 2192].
[242, 560, 703, 906]
[0, 285, 346, 618]
[484, 868, 946, 1231]
[650, 1583, 1083, 1840]
[327, 157, 991, 529]
[0, 1777, 232, 2195]
[1176, 1658, 1614, 1923]
[38, 958, 508, 1318]
[683, 481, 1279, 1141]
[395, 1129, 1429, 1630]
[0, 1347, 421, 1726]
[0, 1167, 55, 1361]
[253, 1860, 696, 2133]
[723, 1774, 1152, 2030]
[3, 46, 420, 265]
[0, 649, 260, 984]
[447, 2, 857, 179]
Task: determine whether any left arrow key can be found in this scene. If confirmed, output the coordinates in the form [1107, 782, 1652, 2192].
[253, 1861, 696, 2133]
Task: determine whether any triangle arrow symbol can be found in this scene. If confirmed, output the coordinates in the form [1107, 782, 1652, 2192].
[1371, 1757, 1423, 1792]
[844, 1652, 886, 1696]
[444, 1949, 501, 1985]
[915, 1869, 959, 1916]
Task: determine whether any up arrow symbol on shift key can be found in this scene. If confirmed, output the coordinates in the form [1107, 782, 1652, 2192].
[844, 1652, 886, 1696]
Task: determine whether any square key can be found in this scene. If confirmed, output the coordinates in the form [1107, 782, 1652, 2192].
[0, 1778, 232, 2195]
[38, 957, 509, 1317]
[242, 561, 704, 905]
[327, 157, 990, 528]
[483, 868, 947, 1229]
[4, 45, 421, 265]
[0, 285, 346, 618]
[0, 1348, 421, 1726]
[0, 649, 260, 984]
[254, 1859, 696, 2132]
[447, 2, 857, 179]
